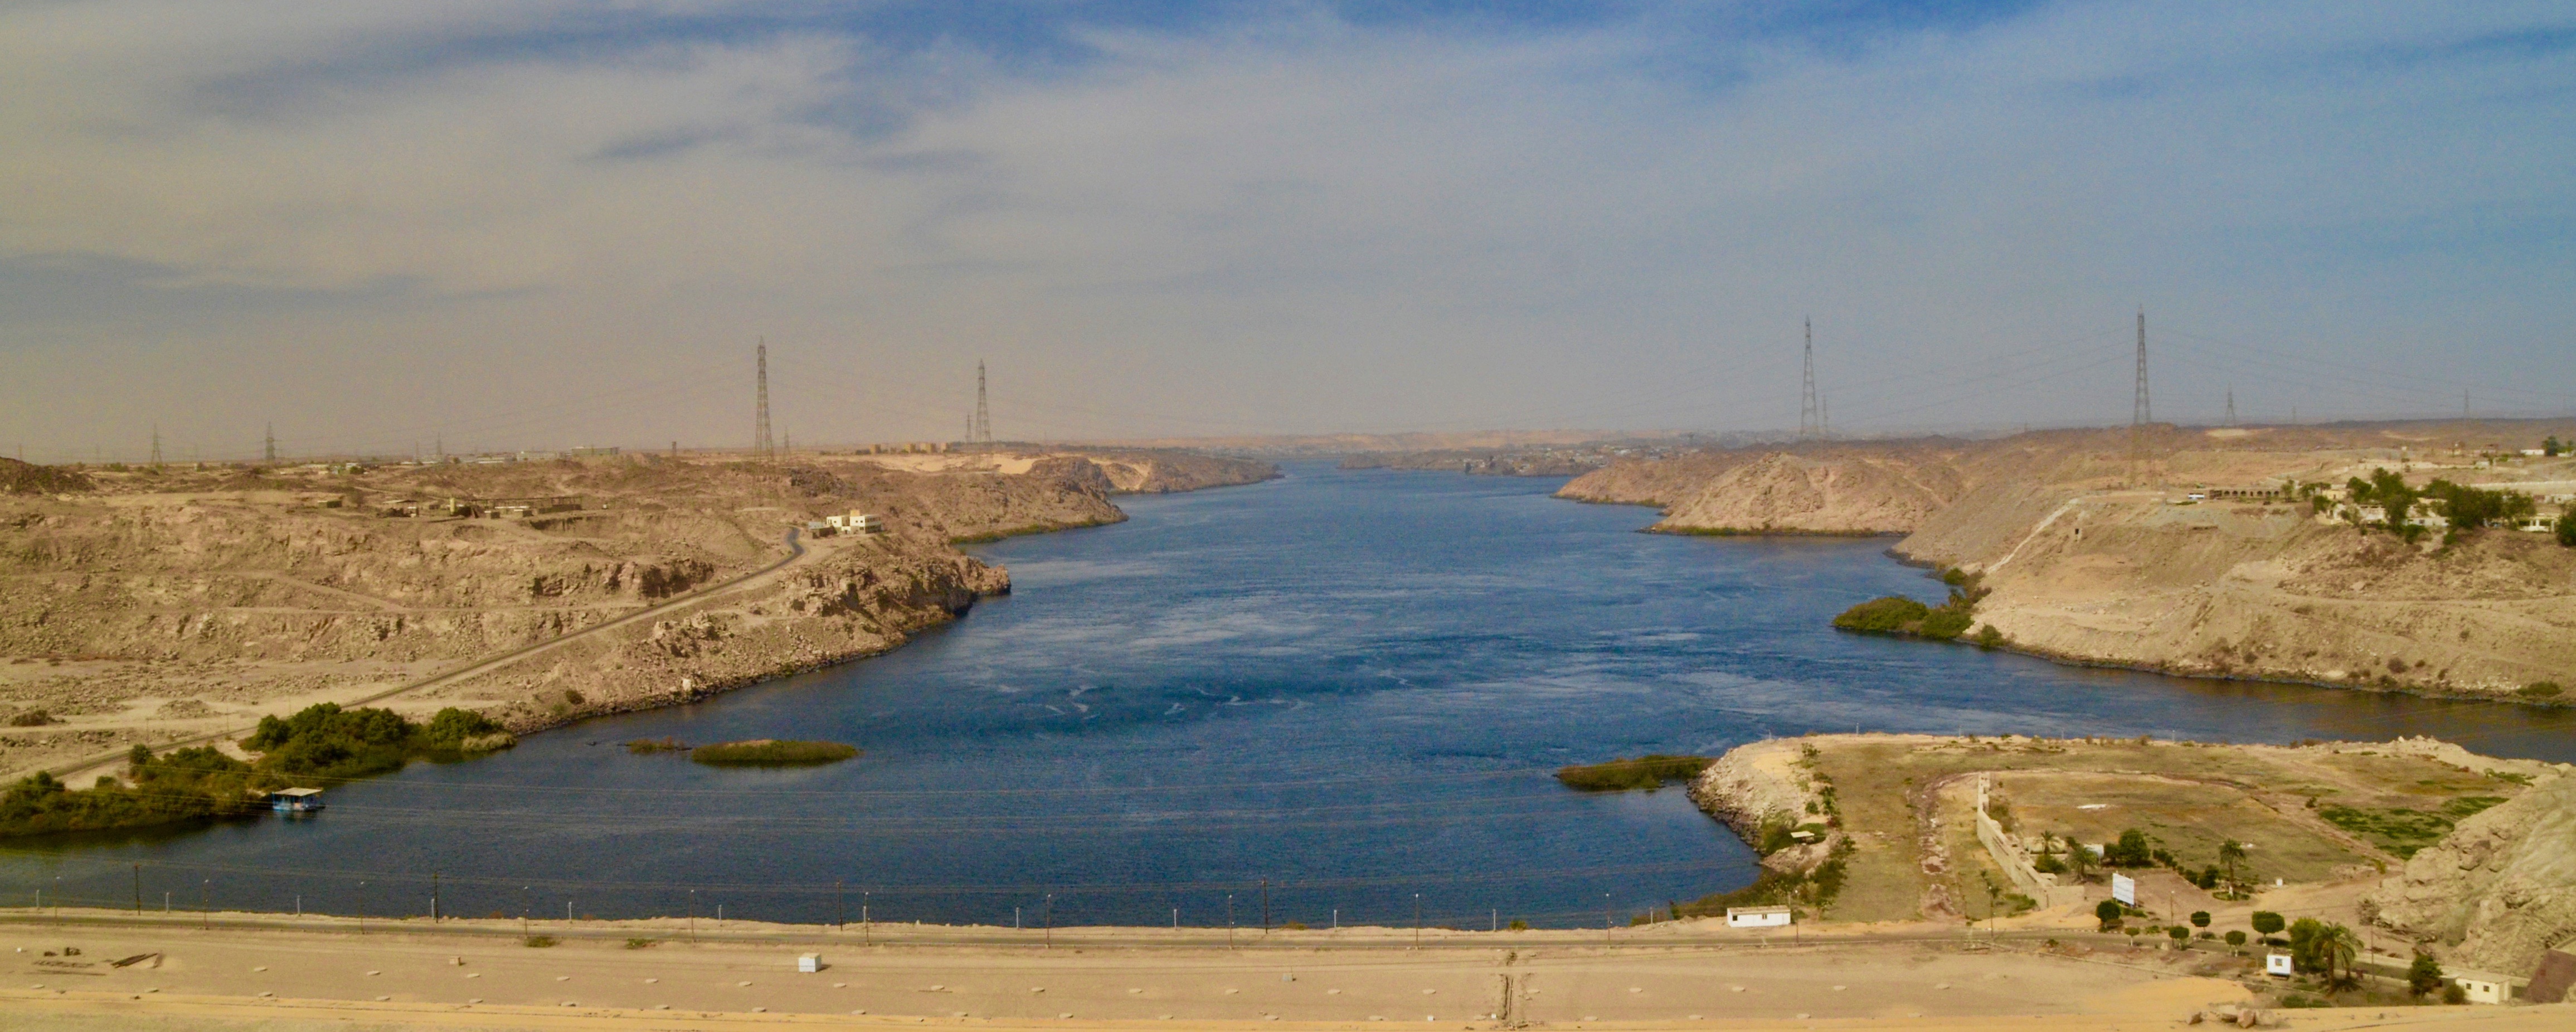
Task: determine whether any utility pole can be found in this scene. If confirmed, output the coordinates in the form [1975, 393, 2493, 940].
[755, 338, 774, 462]
[149, 425, 162, 467]
[973, 360, 991, 449]
[2224, 387, 2236, 428]
[1798, 318, 1820, 439]
[264, 423, 278, 464]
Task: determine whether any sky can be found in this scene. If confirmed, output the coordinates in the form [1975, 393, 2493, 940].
[3, 1, 2572, 461]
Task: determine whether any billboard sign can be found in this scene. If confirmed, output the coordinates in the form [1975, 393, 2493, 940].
[2112, 873, 2136, 905]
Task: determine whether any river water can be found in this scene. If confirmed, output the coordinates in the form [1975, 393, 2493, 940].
[7, 463, 2572, 928]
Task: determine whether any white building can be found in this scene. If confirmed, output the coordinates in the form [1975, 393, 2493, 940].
[1726, 906, 1793, 928]
[2455, 976, 2506, 1005]
[2266, 953, 2295, 976]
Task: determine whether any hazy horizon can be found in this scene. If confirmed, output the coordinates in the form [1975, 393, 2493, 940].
[7, 1, 2574, 462]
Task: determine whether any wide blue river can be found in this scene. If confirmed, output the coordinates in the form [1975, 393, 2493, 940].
[7, 464, 2572, 927]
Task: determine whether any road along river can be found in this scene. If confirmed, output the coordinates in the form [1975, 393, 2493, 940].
[5, 463, 2570, 928]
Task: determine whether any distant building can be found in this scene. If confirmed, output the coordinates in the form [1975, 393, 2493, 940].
[1725, 906, 1793, 928]
[825, 512, 884, 534]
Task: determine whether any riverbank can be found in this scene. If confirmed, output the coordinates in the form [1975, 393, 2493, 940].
[0, 450, 1276, 794]
[1557, 420, 2576, 700]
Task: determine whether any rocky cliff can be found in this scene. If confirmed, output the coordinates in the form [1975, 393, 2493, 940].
[0, 449, 1265, 777]
[1567, 423, 2576, 699]
[2368, 773, 2576, 976]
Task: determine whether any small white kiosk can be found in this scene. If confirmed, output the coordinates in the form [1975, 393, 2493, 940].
[1726, 906, 1794, 929]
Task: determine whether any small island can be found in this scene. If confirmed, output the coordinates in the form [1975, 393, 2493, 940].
[689, 739, 861, 767]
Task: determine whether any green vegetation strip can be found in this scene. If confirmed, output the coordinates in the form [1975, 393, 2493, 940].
[1553, 754, 1711, 792]
[0, 703, 512, 838]
[689, 740, 861, 767]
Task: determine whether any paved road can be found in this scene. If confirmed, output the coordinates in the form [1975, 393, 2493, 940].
[32, 529, 811, 784]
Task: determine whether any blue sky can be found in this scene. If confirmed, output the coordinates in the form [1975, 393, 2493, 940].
[2, 1, 2572, 459]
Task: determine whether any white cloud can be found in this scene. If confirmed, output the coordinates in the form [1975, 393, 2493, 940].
[1, 1, 2570, 459]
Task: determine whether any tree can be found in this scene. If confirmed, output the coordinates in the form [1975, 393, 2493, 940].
[2105, 828, 2153, 867]
[2218, 840, 2248, 897]
[2167, 926, 2190, 944]
[2558, 512, 2576, 549]
[2190, 910, 2211, 929]
[2408, 953, 2446, 996]
[2317, 924, 2362, 989]
[2225, 930, 2248, 949]
[2096, 899, 2124, 931]
[2061, 838, 2097, 884]
[2252, 911, 2286, 939]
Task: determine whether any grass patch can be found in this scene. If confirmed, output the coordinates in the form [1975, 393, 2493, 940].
[624, 737, 690, 754]
[524, 936, 558, 948]
[1554, 754, 1713, 792]
[2315, 801, 2500, 858]
[626, 938, 660, 949]
[689, 739, 862, 767]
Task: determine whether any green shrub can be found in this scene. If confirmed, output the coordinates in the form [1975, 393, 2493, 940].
[2190, 910, 2210, 928]
[2225, 930, 2247, 947]
[689, 740, 862, 767]
[2096, 899, 2123, 928]
[2252, 911, 2285, 937]
[2442, 983, 2467, 1004]
[1554, 754, 1713, 792]
[1972, 624, 2005, 650]
[626, 937, 660, 949]
[524, 935, 557, 948]
[2167, 926, 2189, 943]
[1917, 606, 1973, 640]
[2407, 953, 2444, 996]
[2103, 828, 2153, 867]
[2520, 681, 2563, 699]
[1832, 596, 1928, 633]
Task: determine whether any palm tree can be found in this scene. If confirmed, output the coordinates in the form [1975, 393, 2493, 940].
[2062, 837, 2097, 884]
[2320, 923, 2363, 990]
[2218, 841, 2248, 898]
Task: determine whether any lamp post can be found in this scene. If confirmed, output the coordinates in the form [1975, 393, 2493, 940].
[1414, 894, 1422, 949]
[358, 881, 366, 934]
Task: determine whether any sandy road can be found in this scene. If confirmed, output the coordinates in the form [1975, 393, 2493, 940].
[32, 529, 816, 787]
[1, 910, 2565, 1031]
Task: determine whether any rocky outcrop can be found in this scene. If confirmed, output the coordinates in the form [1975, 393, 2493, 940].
[0, 458, 92, 495]
[1688, 738, 1840, 873]
[2368, 773, 2576, 976]
[1649, 453, 1964, 535]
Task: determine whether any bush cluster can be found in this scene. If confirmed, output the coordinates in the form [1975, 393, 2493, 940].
[1832, 570, 1994, 643]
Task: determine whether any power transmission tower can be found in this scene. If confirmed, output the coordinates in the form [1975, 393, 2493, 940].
[2132, 309, 2151, 427]
[1799, 318, 1820, 439]
[754, 338, 774, 462]
[973, 360, 991, 448]
[264, 423, 278, 464]
[149, 425, 162, 467]
[2224, 386, 2236, 427]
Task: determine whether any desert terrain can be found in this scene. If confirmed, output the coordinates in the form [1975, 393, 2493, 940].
[1684, 732, 2576, 999]
[1551, 421, 2576, 699]
[0, 449, 1275, 786]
